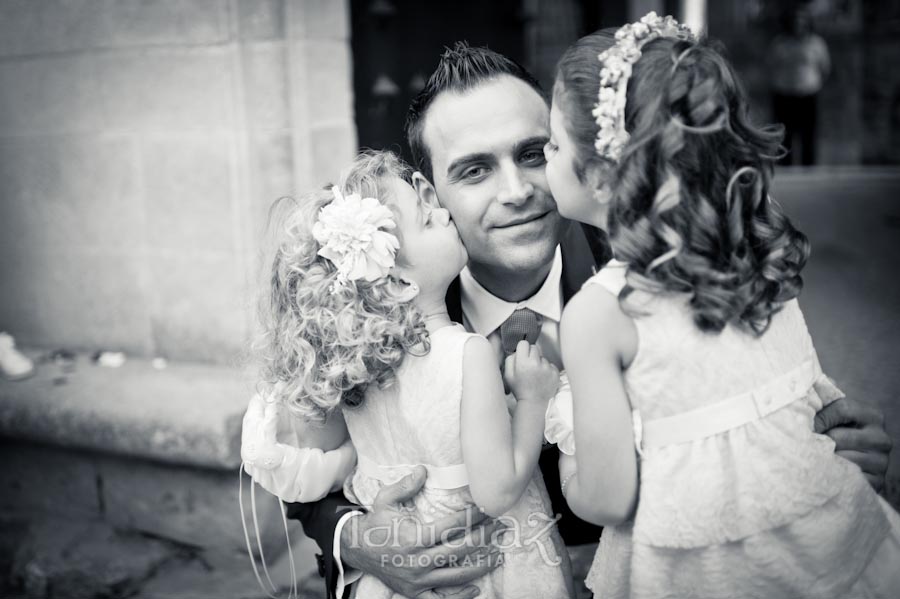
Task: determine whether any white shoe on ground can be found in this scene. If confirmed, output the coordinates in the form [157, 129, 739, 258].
[0, 332, 35, 381]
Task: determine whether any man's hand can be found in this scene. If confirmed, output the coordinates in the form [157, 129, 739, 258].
[340, 466, 504, 599]
[814, 397, 893, 493]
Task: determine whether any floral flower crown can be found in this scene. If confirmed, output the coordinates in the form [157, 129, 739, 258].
[311, 186, 399, 290]
[593, 11, 695, 161]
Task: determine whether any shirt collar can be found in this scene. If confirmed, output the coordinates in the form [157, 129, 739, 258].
[459, 246, 563, 337]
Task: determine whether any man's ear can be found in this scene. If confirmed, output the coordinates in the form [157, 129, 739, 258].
[412, 171, 440, 207]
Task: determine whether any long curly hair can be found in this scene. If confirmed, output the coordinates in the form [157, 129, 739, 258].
[255, 151, 429, 422]
[555, 31, 809, 335]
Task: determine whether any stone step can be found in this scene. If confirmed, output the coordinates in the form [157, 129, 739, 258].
[0, 353, 309, 564]
[0, 352, 254, 469]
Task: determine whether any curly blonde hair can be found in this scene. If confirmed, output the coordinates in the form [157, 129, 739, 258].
[556, 33, 809, 335]
[255, 151, 429, 422]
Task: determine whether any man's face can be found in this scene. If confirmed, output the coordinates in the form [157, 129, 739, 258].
[421, 76, 564, 283]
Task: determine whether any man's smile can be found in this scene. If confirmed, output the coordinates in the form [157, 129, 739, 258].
[493, 210, 553, 230]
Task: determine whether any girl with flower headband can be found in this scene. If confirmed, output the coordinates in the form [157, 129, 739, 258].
[541, 12, 900, 598]
[241, 150, 574, 599]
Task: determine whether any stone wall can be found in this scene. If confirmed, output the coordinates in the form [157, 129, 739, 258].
[0, 0, 356, 364]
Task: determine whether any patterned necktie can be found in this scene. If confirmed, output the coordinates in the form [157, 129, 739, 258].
[499, 308, 543, 355]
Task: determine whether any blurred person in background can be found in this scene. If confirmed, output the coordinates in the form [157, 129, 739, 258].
[768, 6, 831, 166]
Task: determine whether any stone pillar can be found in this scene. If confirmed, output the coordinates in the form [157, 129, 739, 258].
[284, 0, 357, 194]
[0, 0, 356, 365]
[682, 0, 707, 34]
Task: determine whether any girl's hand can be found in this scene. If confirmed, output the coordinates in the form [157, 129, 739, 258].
[503, 341, 560, 403]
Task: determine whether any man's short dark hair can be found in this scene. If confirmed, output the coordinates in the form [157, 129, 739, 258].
[404, 42, 544, 182]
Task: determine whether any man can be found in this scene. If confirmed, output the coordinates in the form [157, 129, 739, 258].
[768, 7, 830, 166]
[286, 43, 892, 599]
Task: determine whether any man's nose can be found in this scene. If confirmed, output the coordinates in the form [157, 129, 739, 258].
[496, 166, 534, 206]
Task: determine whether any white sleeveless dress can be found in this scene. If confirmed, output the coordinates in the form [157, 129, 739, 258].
[342, 324, 574, 599]
[571, 262, 900, 598]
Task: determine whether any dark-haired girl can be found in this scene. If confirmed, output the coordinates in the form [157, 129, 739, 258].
[542, 12, 900, 598]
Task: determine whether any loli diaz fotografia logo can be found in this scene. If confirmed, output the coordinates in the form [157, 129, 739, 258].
[338, 506, 565, 568]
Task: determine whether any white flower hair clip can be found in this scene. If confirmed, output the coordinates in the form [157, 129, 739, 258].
[312, 186, 400, 291]
[593, 11, 695, 161]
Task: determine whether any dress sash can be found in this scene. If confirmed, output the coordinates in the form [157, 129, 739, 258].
[640, 357, 822, 448]
[356, 454, 470, 489]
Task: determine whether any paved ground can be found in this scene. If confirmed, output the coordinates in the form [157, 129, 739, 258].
[134, 537, 327, 599]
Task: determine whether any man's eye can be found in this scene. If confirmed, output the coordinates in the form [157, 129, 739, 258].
[522, 149, 547, 165]
[462, 166, 488, 180]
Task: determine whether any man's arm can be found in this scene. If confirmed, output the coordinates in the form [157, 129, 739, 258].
[814, 397, 892, 493]
[286, 468, 503, 599]
[338, 467, 504, 599]
[285, 494, 358, 599]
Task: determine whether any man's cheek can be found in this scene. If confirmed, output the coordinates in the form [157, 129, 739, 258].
[451, 213, 486, 245]
[461, 233, 497, 265]
[529, 168, 551, 193]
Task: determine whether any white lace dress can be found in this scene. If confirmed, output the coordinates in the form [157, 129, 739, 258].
[342, 324, 574, 599]
[555, 262, 900, 599]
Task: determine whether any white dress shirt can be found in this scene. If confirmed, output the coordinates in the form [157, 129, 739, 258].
[460, 245, 564, 368]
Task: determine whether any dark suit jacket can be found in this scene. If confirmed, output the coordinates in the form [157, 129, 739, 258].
[286, 221, 611, 598]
